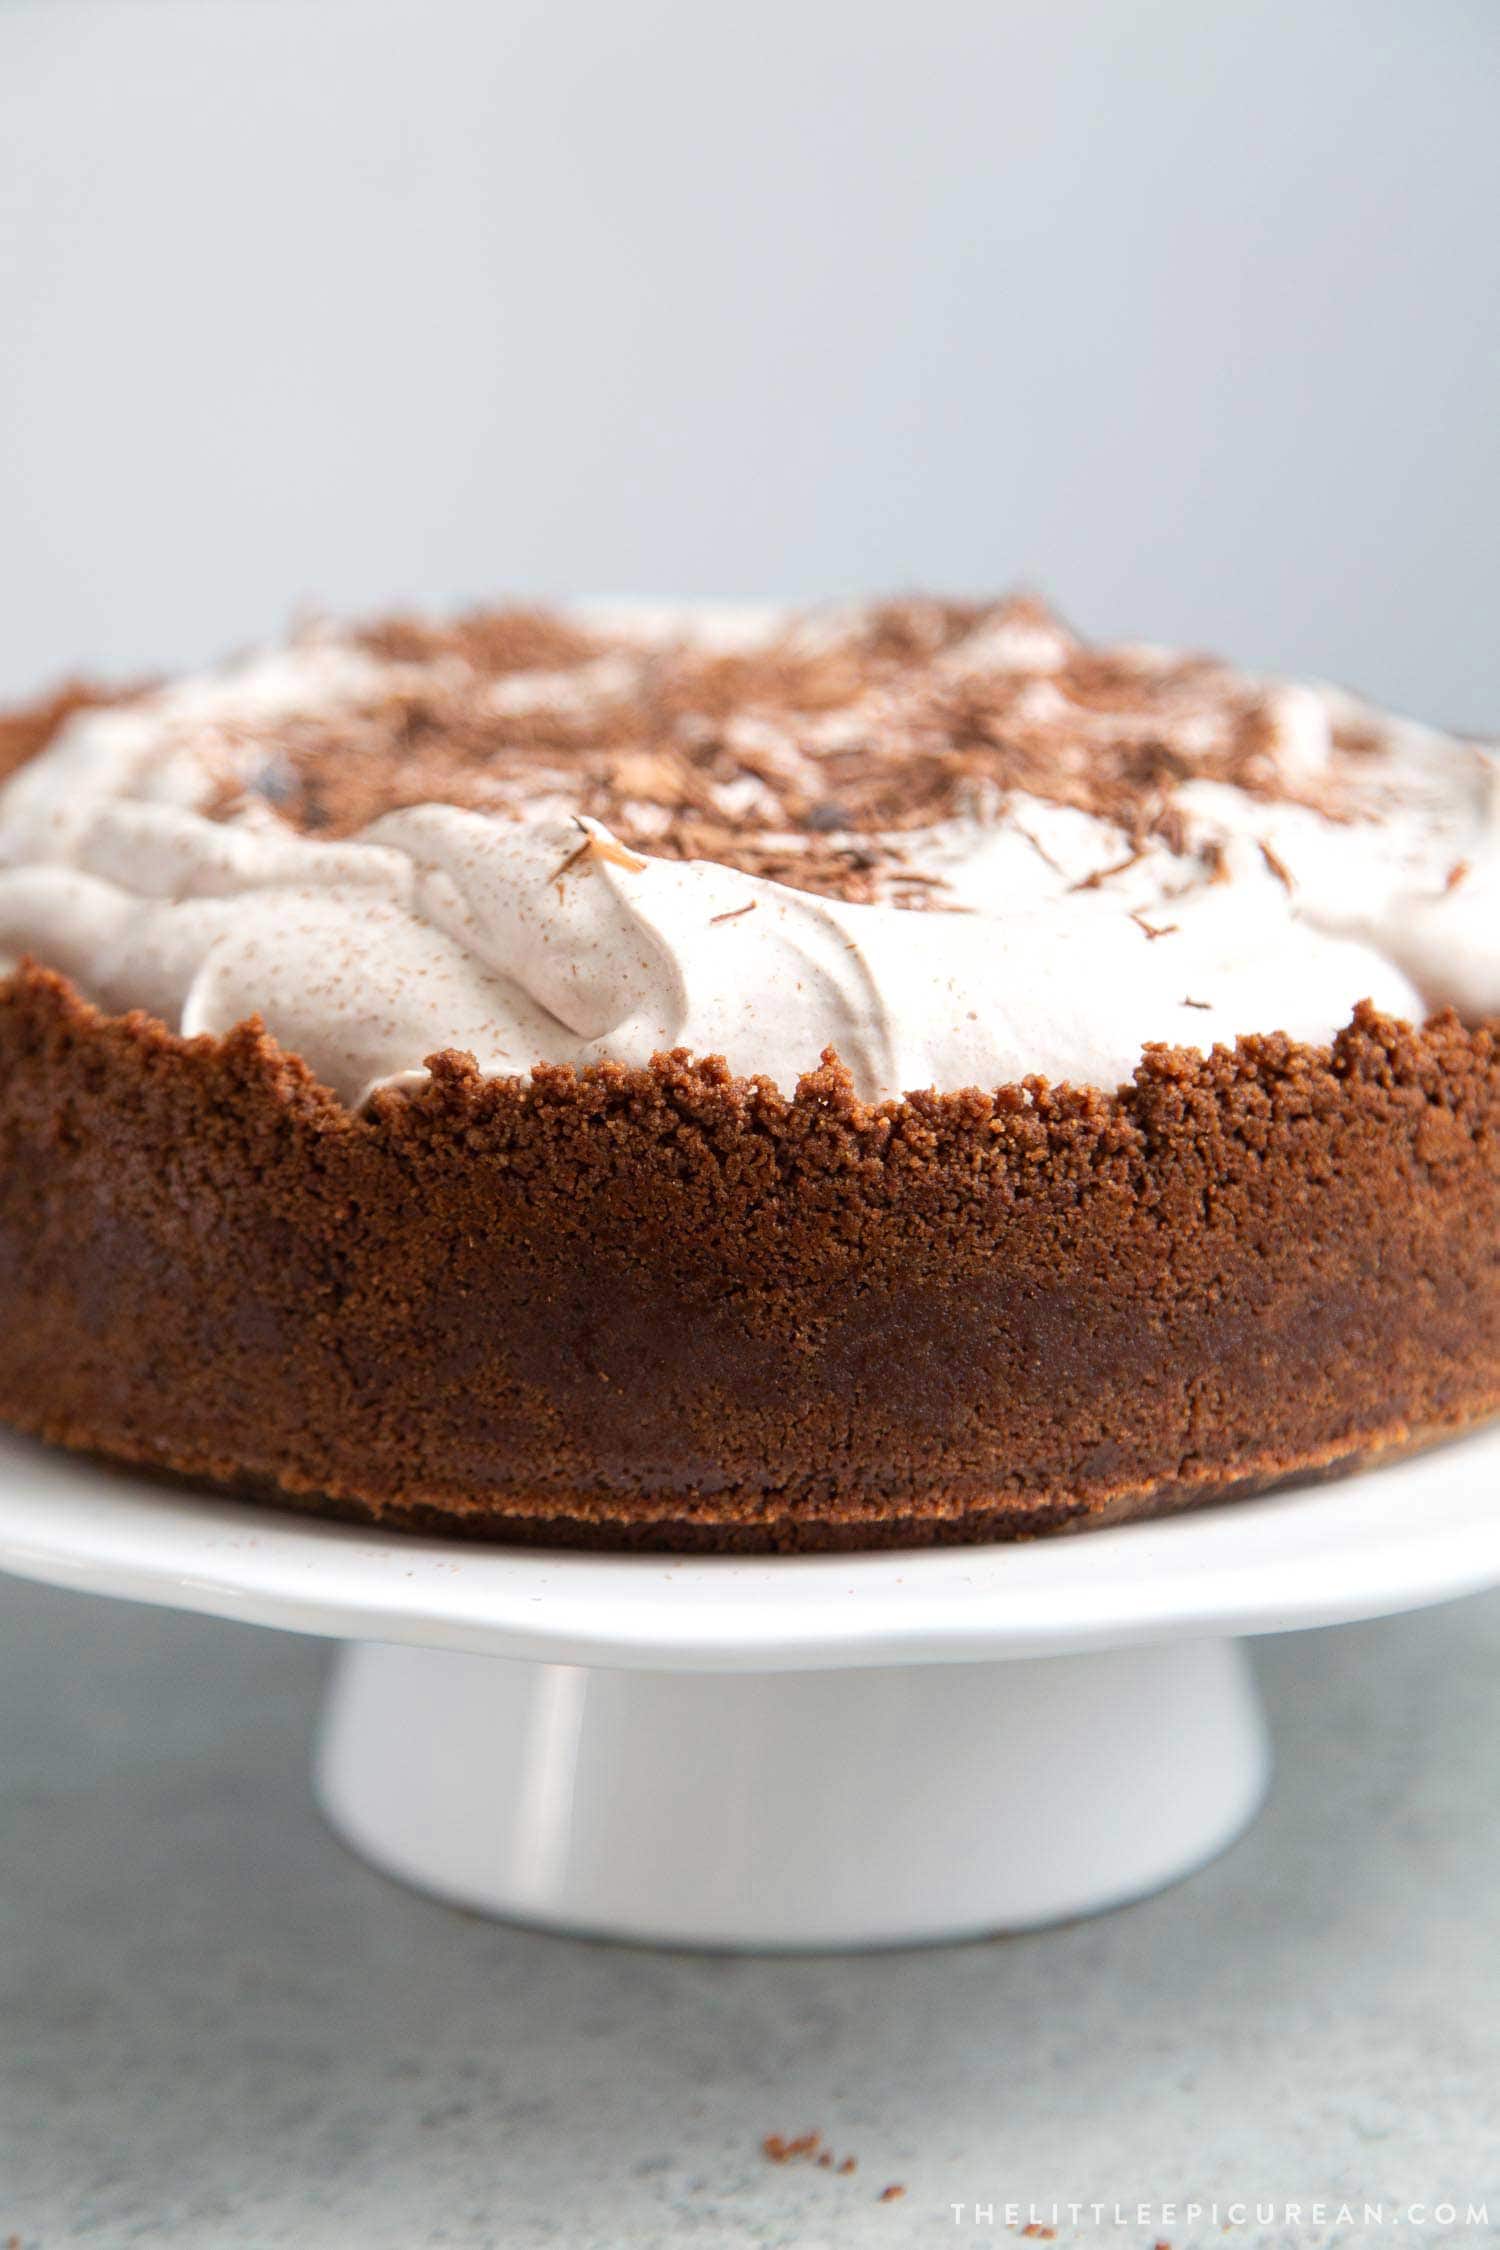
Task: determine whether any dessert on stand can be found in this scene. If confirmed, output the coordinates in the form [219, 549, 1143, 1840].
[0, 597, 1494, 1550]
[0, 594, 1494, 1942]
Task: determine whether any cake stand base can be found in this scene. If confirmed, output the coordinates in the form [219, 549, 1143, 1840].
[314, 1637, 1270, 1948]
[13, 1426, 1497, 1954]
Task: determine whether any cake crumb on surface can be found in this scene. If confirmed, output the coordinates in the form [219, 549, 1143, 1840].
[761, 2130, 822, 2163]
[762, 2130, 869, 2182]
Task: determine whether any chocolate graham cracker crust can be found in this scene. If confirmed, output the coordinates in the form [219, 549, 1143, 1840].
[0, 964, 1493, 1549]
[0, 595, 1495, 1549]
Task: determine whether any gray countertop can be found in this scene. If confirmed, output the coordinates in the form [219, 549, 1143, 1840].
[2, 1573, 1498, 2250]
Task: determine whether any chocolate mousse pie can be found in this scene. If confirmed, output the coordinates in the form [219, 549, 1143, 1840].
[0, 596, 1494, 1548]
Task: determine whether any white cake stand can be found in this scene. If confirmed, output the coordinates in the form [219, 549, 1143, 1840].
[2, 1424, 1498, 1949]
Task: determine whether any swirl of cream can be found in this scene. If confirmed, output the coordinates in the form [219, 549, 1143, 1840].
[0, 630, 1492, 1107]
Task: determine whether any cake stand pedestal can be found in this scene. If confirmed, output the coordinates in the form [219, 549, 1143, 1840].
[2, 1427, 1498, 1949]
[316, 1637, 1265, 1943]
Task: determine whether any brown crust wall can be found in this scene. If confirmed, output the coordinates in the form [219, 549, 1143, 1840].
[0, 962, 1495, 1550]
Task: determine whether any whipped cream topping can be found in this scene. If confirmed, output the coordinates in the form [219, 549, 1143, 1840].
[0, 603, 1494, 1107]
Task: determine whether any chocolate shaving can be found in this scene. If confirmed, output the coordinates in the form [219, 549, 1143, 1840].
[553, 829, 647, 881]
[1130, 911, 1179, 941]
[1070, 848, 1145, 892]
[173, 594, 1410, 913]
[1013, 824, 1066, 877]
[1258, 838, 1294, 890]
[709, 901, 758, 924]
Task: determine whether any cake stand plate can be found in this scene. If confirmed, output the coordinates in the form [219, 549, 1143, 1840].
[2, 1426, 1499, 1949]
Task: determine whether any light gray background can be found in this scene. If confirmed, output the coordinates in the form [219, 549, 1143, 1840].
[4, 8, 1500, 2247]
[1, 0, 1498, 723]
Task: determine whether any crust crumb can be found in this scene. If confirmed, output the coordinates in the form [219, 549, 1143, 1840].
[762, 2131, 821, 2163]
